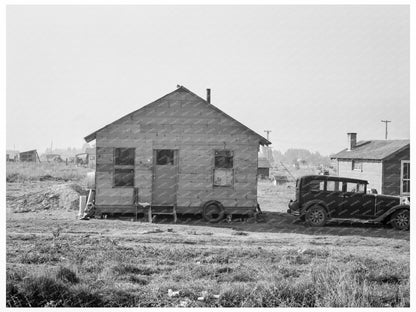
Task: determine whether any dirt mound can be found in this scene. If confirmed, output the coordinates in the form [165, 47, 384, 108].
[6, 182, 86, 213]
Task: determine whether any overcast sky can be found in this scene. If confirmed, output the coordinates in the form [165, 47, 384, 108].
[6, 5, 409, 155]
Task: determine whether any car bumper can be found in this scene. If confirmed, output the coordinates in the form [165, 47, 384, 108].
[287, 200, 300, 216]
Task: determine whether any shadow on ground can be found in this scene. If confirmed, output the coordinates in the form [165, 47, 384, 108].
[137, 212, 409, 240]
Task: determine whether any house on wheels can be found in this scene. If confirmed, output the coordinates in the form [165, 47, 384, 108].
[84, 86, 271, 221]
[331, 133, 410, 197]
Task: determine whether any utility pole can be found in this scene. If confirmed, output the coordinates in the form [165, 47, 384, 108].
[381, 120, 391, 140]
[264, 130, 271, 141]
[263, 130, 272, 163]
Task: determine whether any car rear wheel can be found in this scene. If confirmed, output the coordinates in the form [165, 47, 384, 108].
[391, 209, 409, 230]
[305, 205, 327, 227]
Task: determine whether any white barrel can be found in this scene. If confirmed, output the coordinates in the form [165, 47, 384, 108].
[87, 172, 96, 189]
[78, 195, 87, 217]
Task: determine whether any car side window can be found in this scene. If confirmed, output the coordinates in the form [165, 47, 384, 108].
[345, 182, 365, 193]
[309, 180, 325, 192]
[357, 183, 366, 193]
[346, 182, 357, 192]
[326, 180, 340, 192]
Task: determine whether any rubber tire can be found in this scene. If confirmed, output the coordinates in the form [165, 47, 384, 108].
[202, 200, 225, 223]
[305, 205, 327, 227]
[390, 209, 409, 230]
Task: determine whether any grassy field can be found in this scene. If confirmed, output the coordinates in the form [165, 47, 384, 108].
[5, 162, 410, 307]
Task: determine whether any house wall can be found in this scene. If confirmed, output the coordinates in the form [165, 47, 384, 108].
[382, 147, 410, 195]
[95, 89, 260, 211]
[337, 159, 383, 193]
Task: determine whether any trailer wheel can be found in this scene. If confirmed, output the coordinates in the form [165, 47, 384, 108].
[202, 200, 225, 223]
[390, 209, 409, 230]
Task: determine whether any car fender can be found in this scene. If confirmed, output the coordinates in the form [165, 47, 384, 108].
[301, 200, 329, 215]
[374, 204, 410, 223]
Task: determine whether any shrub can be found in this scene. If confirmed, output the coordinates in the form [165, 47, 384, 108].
[56, 266, 79, 284]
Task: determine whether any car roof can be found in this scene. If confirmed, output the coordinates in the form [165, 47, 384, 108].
[300, 175, 368, 184]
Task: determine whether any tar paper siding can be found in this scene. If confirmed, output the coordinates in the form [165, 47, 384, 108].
[382, 147, 410, 196]
[95, 89, 260, 209]
[337, 159, 383, 193]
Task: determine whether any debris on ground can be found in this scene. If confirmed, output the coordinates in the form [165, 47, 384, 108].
[168, 289, 180, 297]
[6, 182, 86, 213]
[143, 228, 164, 234]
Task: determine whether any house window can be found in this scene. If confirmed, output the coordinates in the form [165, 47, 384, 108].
[352, 160, 363, 171]
[115, 148, 135, 166]
[213, 150, 234, 186]
[156, 150, 175, 165]
[114, 148, 135, 187]
[401, 161, 410, 195]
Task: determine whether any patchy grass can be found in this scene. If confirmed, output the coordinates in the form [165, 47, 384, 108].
[6, 169, 409, 307]
[6, 214, 410, 307]
[6, 162, 92, 183]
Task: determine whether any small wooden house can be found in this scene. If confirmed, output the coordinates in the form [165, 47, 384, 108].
[85, 147, 96, 169]
[84, 86, 271, 218]
[6, 150, 19, 162]
[19, 150, 40, 162]
[331, 133, 410, 196]
[258, 157, 271, 179]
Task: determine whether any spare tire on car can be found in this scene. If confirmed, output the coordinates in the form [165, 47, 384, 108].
[202, 200, 225, 223]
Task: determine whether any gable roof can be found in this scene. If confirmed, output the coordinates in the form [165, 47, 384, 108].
[330, 140, 410, 160]
[84, 86, 271, 146]
[258, 157, 272, 168]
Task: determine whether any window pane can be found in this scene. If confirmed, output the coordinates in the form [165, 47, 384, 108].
[403, 180, 410, 193]
[213, 168, 233, 186]
[357, 183, 366, 193]
[403, 163, 410, 179]
[327, 181, 339, 192]
[352, 160, 363, 171]
[114, 169, 134, 187]
[115, 148, 135, 165]
[346, 182, 358, 192]
[308, 180, 323, 191]
[156, 150, 174, 165]
[215, 150, 233, 168]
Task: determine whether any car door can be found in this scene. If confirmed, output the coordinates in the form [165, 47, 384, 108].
[324, 179, 344, 218]
[338, 181, 373, 219]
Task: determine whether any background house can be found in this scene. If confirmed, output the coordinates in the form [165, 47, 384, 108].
[19, 150, 41, 162]
[84, 86, 270, 217]
[85, 147, 96, 169]
[331, 133, 410, 196]
[6, 150, 19, 162]
[258, 157, 271, 179]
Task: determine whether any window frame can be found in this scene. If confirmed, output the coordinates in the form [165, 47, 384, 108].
[213, 149, 234, 187]
[155, 149, 176, 166]
[113, 148, 135, 188]
[401, 160, 410, 195]
[352, 160, 363, 172]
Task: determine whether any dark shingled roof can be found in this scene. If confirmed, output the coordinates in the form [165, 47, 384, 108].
[331, 140, 410, 160]
[258, 157, 272, 168]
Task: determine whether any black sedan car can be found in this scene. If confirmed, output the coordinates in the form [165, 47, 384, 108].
[288, 175, 410, 230]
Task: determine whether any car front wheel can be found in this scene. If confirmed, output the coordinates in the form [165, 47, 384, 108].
[305, 205, 327, 227]
[391, 209, 409, 230]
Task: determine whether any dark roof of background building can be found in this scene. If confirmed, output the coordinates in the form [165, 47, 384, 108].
[258, 157, 272, 168]
[331, 140, 410, 160]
